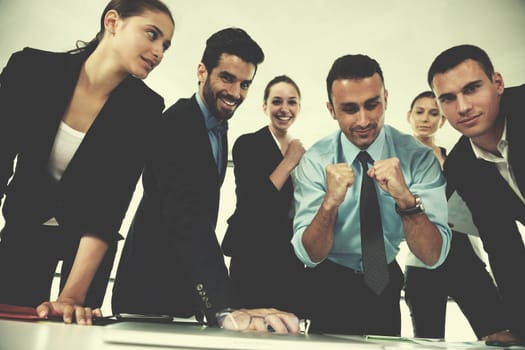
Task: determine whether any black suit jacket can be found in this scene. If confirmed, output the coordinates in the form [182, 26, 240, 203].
[0, 47, 163, 242]
[222, 126, 295, 258]
[444, 84, 525, 339]
[112, 95, 237, 325]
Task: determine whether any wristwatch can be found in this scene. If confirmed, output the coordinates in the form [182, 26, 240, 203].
[395, 194, 425, 216]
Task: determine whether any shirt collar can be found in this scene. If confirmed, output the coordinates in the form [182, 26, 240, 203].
[196, 92, 228, 133]
[469, 117, 507, 163]
[340, 126, 386, 165]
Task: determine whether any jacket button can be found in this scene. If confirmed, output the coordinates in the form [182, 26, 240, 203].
[196, 283, 203, 291]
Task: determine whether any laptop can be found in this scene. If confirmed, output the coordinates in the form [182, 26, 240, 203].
[103, 322, 381, 349]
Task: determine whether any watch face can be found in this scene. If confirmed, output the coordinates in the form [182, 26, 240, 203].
[415, 195, 424, 211]
[396, 194, 424, 216]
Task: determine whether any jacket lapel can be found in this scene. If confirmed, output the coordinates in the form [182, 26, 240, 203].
[219, 133, 228, 185]
[504, 89, 525, 200]
[469, 148, 525, 224]
[188, 95, 222, 185]
[31, 51, 87, 171]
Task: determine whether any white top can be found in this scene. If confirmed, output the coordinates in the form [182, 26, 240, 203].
[48, 121, 85, 181]
[269, 126, 283, 152]
[469, 120, 525, 204]
[43, 121, 85, 226]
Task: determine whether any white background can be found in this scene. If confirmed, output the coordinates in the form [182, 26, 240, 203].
[1, 0, 525, 341]
[1, 0, 525, 152]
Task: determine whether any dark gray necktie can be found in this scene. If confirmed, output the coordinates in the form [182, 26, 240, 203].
[357, 151, 389, 295]
[212, 123, 227, 173]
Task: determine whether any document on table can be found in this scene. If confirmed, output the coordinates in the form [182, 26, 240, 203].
[0, 304, 41, 320]
[326, 334, 525, 349]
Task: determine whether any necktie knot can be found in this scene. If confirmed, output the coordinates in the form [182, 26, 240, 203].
[357, 151, 372, 169]
[212, 122, 228, 136]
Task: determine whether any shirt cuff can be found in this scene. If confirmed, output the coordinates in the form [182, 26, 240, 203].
[291, 228, 321, 268]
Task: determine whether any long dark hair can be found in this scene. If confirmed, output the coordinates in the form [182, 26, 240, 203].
[69, 0, 174, 54]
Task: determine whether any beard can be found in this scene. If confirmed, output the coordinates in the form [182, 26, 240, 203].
[201, 78, 242, 121]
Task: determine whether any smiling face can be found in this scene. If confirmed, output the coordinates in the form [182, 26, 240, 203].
[327, 73, 387, 149]
[264, 81, 301, 134]
[109, 9, 174, 79]
[432, 59, 504, 145]
[198, 53, 256, 121]
[407, 96, 445, 140]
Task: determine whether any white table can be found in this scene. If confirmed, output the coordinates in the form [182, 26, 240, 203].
[0, 319, 509, 350]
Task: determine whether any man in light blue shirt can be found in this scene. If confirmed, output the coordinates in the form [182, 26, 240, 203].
[292, 54, 451, 335]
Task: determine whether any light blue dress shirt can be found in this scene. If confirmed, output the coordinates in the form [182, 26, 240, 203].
[196, 93, 228, 171]
[292, 125, 451, 270]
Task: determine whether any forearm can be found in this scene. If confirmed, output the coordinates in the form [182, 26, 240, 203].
[58, 234, 109, 305]
[403, 214, 443, 266]
[301, 199, 338, 263]
[391, 187, 443, 266]
[269, 158, 296, 191]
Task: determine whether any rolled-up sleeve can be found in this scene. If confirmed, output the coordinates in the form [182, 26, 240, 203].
[410, 150, 451, 268]
[291, 151, 329, 267]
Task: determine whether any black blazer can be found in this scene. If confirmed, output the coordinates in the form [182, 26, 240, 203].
[112, 95, 237, 325]
[444, 84, 525, 339]
[0, 47, 164, 242]
[222, 126, 295, 258]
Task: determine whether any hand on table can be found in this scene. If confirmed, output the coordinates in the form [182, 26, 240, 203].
[483, 329, 519, 345]
[218, 308, 300, 334]
[36, 298, 102, 325]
